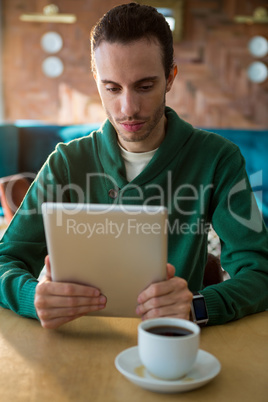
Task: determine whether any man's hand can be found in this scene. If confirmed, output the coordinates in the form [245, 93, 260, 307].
[35, 256, 107, 329]
[136, 263, 193, 320]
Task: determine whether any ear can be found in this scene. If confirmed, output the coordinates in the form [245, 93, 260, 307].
[166, 64, 178, 93]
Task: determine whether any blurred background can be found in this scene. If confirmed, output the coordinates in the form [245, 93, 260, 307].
[0, 0, 267, 127]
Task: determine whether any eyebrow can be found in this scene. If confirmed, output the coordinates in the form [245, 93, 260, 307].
[101, 76, 159, 86]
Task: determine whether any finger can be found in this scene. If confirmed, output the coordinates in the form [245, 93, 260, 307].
[139, 298, 192, 321]
[137, 282, 170, 304]
[41, 314, 85, 329]
[35, 293, 107, 310]
[38, 303, 106, 324]
[166, 263, 175, 280]
[36, 280, 101, 298]
[138, 277, 185, 304]
[137, 279, 192, 319]
[39, 307, 104, 329]
[44, 255, 52, 279]
[142, 305, 191, 321]
[136, 291, 176, 315]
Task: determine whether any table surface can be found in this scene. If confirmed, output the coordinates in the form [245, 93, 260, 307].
[0, 308, 267, 402]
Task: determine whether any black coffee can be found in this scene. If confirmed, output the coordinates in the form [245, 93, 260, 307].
[146, 325, 193, 337]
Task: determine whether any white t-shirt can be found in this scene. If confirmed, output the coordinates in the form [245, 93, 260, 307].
[118, 142, 158, 182]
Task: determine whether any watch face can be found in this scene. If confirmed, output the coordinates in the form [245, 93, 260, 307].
[193, 297, 208, 321]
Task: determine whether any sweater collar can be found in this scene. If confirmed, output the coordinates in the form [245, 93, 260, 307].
[97, 107, 194, 188]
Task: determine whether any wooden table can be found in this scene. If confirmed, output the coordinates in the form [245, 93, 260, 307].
[0, 308, 267, 402]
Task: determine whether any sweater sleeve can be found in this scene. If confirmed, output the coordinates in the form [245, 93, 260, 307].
[201, 149, 268, 325]
[0, 147, 70, 319]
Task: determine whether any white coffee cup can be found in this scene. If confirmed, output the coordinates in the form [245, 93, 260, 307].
[138, 317, 200, 380]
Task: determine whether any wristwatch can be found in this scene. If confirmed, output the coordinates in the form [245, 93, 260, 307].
[190, 292, 209, 327]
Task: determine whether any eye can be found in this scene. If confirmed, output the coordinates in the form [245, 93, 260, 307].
[139, 85, 153, 91]
[106, 87, 120, 93]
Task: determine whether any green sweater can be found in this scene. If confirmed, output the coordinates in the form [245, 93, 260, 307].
[0, 107, 267, 324]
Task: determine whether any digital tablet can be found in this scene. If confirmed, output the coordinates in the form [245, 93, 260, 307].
[42, 203, 168, 317]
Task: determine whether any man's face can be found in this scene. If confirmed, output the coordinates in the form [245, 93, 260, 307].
[94, 39, 176, 152]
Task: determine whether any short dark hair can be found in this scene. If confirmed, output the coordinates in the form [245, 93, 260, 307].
[90, 2, 174, 78]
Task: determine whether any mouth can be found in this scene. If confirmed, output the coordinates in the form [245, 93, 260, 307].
[120, 121, 145, 132]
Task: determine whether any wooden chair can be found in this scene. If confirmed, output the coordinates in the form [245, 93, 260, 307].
[0, 174, 31, 223]
[203, 253, 224, 287]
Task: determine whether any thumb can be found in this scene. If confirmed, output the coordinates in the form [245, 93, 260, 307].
[166, 263, 175, 280]
[44, 255, 52, 280]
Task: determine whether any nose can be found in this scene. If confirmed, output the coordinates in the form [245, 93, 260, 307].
[120, 90, 140, 118]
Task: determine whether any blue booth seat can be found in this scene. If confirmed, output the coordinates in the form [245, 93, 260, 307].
[208, 128, 268, 224]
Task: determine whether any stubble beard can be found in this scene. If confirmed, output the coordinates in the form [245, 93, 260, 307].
[105, 97, 166, 144]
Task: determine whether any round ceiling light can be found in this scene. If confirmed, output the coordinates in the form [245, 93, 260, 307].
[41, 31, 63, 54]
[247, 61, 268, 83]
[42, 56, 64, 78]
[248, 36, 268, 58]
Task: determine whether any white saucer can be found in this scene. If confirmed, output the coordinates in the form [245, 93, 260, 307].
[115, 346, 221, 393]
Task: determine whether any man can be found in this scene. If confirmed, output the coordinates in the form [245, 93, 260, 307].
[0, 3, 267, 329]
